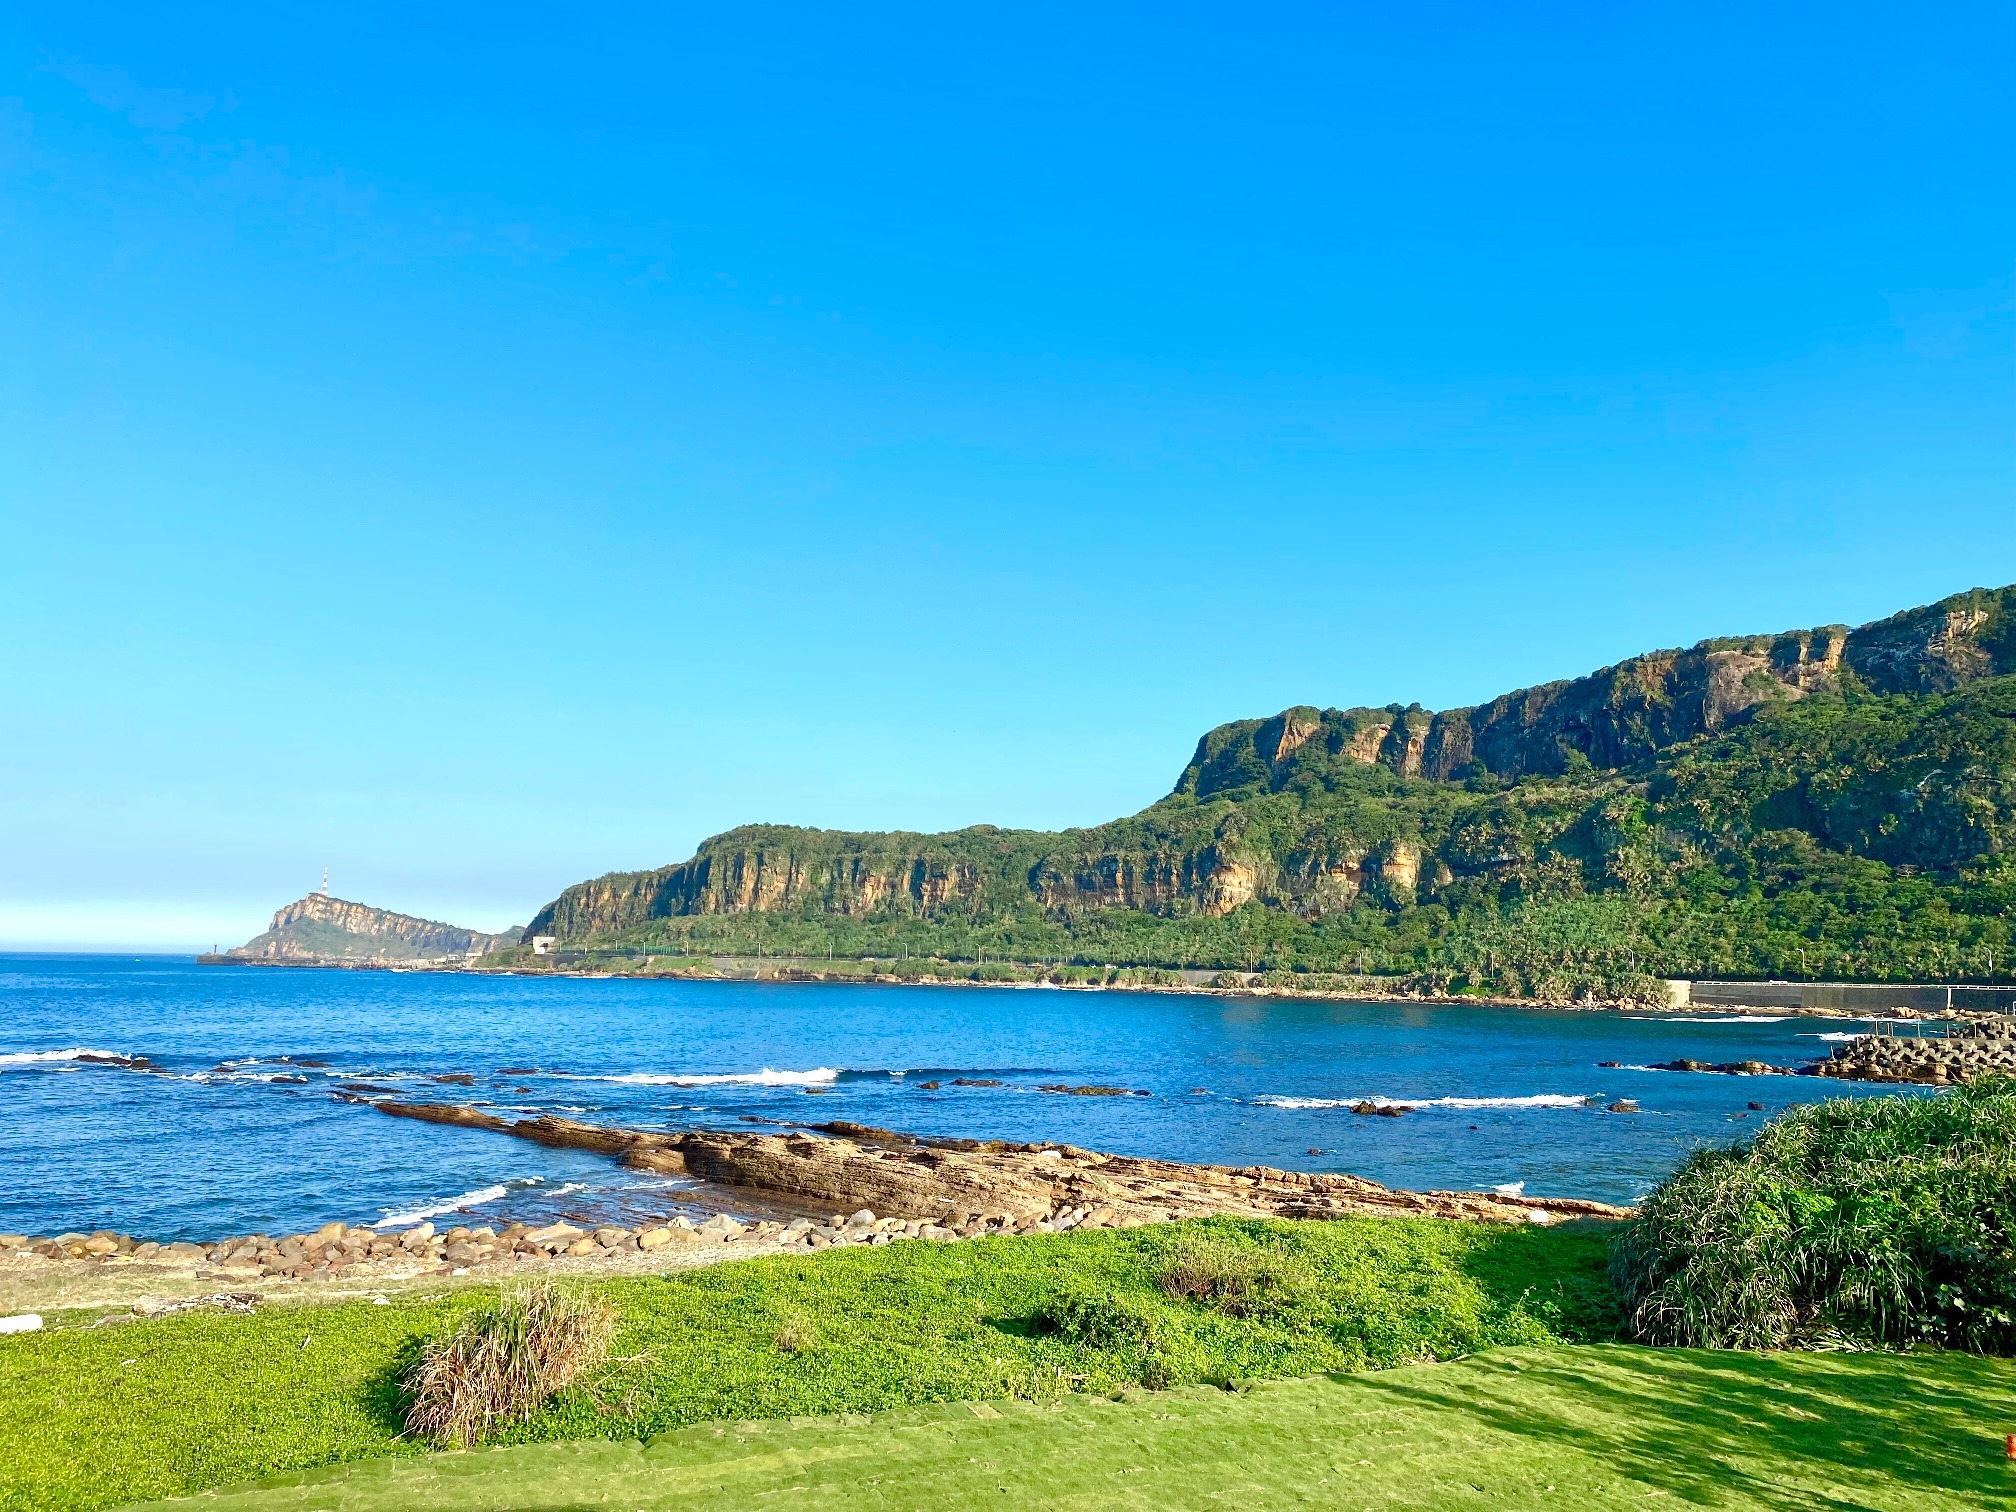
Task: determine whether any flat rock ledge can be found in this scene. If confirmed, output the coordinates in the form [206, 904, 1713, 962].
[379, 1103, 1630, 1228]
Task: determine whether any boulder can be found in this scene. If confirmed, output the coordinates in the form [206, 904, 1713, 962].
[523, 1222, 584, 1246]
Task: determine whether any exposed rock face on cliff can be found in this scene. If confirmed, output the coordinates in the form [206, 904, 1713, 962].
[226, 894, 519, 964]
[521, 584, 2016, 986]
[1177, 586, 2015, 795]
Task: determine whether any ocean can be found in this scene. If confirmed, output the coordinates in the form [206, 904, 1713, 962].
[0, 953, 1926, 1241]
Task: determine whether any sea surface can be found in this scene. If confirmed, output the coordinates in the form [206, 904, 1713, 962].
[1, 953, 1933, 1241]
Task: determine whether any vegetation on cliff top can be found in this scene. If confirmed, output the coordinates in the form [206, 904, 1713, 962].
[511, 585, 2016, 996]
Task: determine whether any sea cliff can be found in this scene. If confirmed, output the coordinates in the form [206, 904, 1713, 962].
[514, 585, 2016, 998]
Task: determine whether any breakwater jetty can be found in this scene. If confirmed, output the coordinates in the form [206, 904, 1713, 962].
[1813, 1018, 2016, 1085]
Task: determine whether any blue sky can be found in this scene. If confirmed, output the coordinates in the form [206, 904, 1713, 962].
[3, 4, 2012, 948]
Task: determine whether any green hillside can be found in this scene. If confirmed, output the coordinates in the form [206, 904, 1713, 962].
[511, 585, 2016, 999]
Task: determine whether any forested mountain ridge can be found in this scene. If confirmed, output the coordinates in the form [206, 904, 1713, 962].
[518, 585, 2016, 997]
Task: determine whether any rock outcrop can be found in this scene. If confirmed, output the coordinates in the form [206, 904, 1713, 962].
[374, 1103, 1629, 1227]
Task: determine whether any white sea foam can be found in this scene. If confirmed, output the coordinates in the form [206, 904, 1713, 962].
[0, 1047, 131, 1067]
[1800, 1032, 1869, 1042]
[1492, 1181, 1526, 1197]
[376, 1177, 542, 1229]
[1622, 1063, 1780, 1076]
[577, 1067, 842, 1088]
[1252, 1093, 1590, 1111]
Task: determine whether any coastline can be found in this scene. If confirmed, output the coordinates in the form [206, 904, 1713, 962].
[0, 1110, 1627, 1322]
[199, 953, 1884, 1018]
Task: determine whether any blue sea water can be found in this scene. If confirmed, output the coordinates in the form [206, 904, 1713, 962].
[0, 954, 1930, 1241]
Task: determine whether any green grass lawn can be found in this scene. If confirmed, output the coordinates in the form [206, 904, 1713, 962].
[7, 1216, 2008, 1510]
[134, 1347, 2016, 1511]
[0, 1219, 1611, 1512]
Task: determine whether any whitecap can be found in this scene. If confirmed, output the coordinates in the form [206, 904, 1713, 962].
[1798, 1032, 1869, 1042]
[569, 1067, 842, 1087]
[1251, 1093, 1591, 1111]
[1492, 1181, 1526, 1197]
[0, 1047, 134, 1068]
[375, 1177, 544, 1229]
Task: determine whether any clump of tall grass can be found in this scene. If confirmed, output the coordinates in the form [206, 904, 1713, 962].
[1157, 1232, 1312, 1319]
[1612, 1077, 2016, 1352]
[403, 1283, 616, 1447]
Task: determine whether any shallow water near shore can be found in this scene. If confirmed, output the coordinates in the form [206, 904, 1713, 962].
[1, 953, 1930, 1240]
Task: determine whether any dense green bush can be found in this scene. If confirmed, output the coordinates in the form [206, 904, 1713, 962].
[1611, 1080, 2016, 1351]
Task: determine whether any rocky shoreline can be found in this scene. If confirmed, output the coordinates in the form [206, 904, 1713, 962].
[0, 1113, 1628, 1312]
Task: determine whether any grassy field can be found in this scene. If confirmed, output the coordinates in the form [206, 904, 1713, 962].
[0, 1218, 1612, 1512]
[129, 1347, 2016, 1512]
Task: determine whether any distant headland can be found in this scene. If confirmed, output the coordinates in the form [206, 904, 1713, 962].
[201, 892, 519, 967]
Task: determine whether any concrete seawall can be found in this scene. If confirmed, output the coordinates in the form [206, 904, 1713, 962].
[1668, 979, 2016, 1014]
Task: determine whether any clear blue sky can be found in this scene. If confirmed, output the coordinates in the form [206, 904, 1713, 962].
[4, 4, 2012, 949]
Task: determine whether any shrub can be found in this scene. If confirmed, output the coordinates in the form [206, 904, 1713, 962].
[403, 1283, 616, 1447]
[1032, 1289, 1162, 1350]
[1158, 1233, 1312, 1319]
[1611, 1078, 2016, 1351]
[1031, 1287, 1204, 1390]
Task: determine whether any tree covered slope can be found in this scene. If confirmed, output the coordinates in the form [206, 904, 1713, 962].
[518, 586, 2016, 996]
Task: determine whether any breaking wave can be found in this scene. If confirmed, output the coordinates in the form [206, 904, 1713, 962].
[1251, 1093, 1592, 1111]
[579, 1066, 843, 1087]
[0, 1047, 136, 1068]
[376, 1176, 554, 1229]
